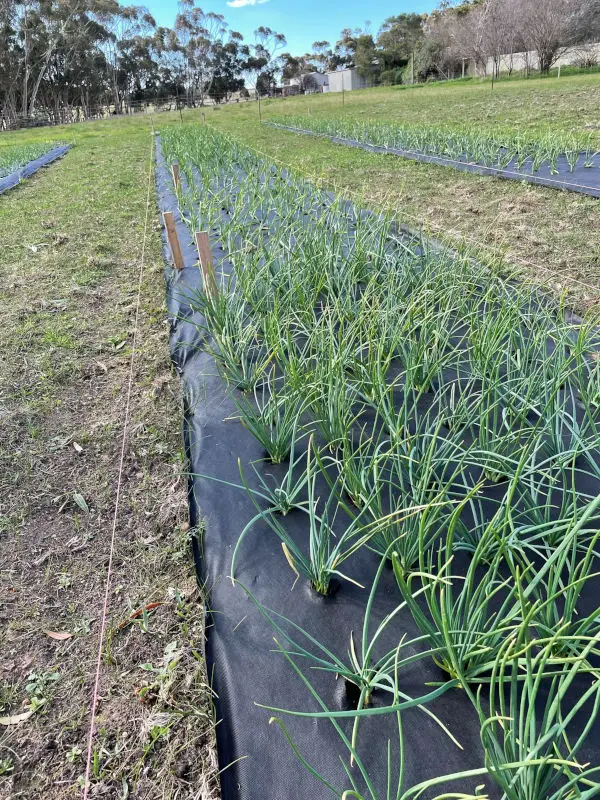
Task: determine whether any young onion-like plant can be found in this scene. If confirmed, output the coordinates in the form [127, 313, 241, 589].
[231, 369, 304, 463]
[365, 422, 476, 574]
[236, 439, 429, 595]
[191, 434, 312, 527]
[393, 503, 522, 686]
[241, 551, 462, 772]
[504, 495, 600, 660]
[472, 633, 600, 800]
[307, 355, 362, 451]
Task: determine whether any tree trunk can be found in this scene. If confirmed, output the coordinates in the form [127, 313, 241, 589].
[28, 47, 54, 116]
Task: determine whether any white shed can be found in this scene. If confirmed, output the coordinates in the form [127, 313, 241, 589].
[325, 68, 368, 93]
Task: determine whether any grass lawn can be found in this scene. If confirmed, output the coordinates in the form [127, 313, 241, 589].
[208, 73, 600, 310]
[0, 115, 217, 799]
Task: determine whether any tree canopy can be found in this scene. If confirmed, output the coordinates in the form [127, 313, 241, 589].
[1, 0, 597, 127]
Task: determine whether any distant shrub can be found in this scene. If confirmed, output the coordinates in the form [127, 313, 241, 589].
[380, 69, 404, 85]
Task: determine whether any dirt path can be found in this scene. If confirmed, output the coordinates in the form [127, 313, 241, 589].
[0, 118, 217, 799]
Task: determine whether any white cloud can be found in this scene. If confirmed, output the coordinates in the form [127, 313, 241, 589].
[226, 0, 269, 7]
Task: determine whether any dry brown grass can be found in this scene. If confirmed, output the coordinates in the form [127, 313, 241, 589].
[0, 116, 218, 799]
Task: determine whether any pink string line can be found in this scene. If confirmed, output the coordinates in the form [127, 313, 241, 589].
[82, 131, 155, 798]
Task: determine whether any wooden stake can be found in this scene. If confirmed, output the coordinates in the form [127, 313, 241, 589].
[162, 212, 184, 271]
[171, 163, 181, 193]
[195, 231, 217, 296]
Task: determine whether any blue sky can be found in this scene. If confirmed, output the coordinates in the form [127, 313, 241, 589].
[144, 0, 437, 56]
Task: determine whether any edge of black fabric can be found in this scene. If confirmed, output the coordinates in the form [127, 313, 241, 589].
[154, 133, 598, 800]
[266, 122, 600, 199]
[0, 145, 72, 195]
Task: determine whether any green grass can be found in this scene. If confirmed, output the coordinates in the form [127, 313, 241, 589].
[0, 113, 218, 799]
[260, 73, 600, 141]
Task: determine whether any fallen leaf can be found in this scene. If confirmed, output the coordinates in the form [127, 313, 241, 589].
[33, 551, 53, 567]
[73, 442, 83, 454]
[117, 602, 164, 630]
[0, 710, 34, 726]
[73, 493, 89, 514]
[46, 631, 73, 641]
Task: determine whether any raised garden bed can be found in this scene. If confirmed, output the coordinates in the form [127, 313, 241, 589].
[267, 117, 600, 199]
[156, 123, 600, 800]
[0, 142, 71, 194]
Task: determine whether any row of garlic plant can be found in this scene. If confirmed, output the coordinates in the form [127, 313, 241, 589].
[161, 124, 600, 799]
[0, 140, 60, 178]
[269, 114, 598, 174]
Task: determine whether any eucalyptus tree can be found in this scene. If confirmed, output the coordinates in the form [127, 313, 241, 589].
[208, 34, 249, 104]
[100, 4, 156, 112]
[172, 0, 228, 106]
[249, 25, 286, 97]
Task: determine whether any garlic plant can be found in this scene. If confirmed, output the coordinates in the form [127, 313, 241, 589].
[160, 123, 600, 800]
[269, 115, 598, 175]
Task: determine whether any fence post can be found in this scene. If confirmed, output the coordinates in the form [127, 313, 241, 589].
[162, 212, 184, 271]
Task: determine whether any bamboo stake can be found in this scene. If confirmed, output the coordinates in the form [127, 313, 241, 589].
[195, 231, 217, 296]
[162, 212, 184, 271]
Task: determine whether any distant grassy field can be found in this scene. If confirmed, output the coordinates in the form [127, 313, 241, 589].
[208, 73, 600, 309]
[260, 73, 600, 140]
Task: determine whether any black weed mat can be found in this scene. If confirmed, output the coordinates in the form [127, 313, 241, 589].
[155, 135, 600, 800]
[0, 145, 71, 195]
[267, 123, 600, 199]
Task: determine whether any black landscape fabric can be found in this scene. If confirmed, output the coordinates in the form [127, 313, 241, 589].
[267, 122, 600, 199]
[0, 145, 71, 195]
[155, 135, 600, 800]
